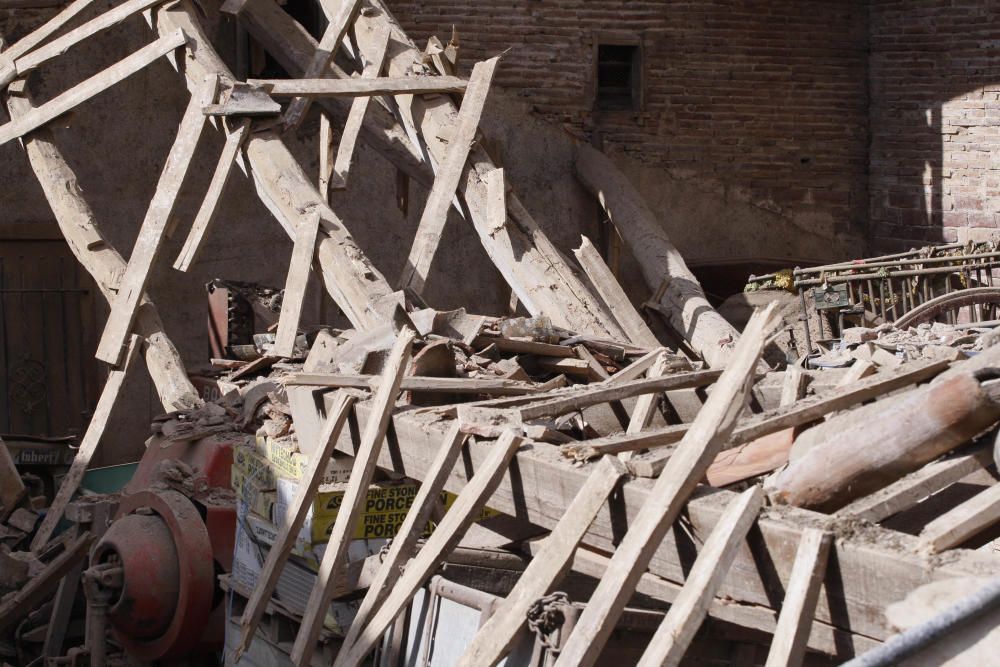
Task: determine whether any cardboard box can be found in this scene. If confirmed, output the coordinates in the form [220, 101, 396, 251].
[231, 467, 277, 522]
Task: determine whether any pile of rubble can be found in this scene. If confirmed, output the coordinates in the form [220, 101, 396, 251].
[1, 0, 999, 666]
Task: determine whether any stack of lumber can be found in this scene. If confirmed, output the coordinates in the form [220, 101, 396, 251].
[0, 1, 999, 665]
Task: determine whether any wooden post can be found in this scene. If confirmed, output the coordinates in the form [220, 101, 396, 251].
[333, 26, 390, 186]
[291, 329, 415, 666]
[334, 430, 524, 666]
[636, 486, 765, 667]
[764, 529, 833, 667]
[574, 235, 659, 348]
[95, 73, 216, 365]
[553, 304, 780, 667]
[31, 336, 141, 552]
[399, 57, 498, 294]
[455, 456, 627, 667]
[173, 118, 250, 271]
[281, 0, 362, 130]
[3, 80, 199, 411]
[272, 211, 321, 358]
[574, 144, 742, 368]
[234, 392, 357, 660]
[621, 351, 669, 462]
[337, 423, 468, 653]
[0, 30, 187, 146]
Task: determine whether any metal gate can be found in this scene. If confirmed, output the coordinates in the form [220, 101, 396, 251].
[0, 237, 99, 438]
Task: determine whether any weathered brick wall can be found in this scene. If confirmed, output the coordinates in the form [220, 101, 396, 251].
[870, 1, 1000, 250]
[390, 0, 870, 263]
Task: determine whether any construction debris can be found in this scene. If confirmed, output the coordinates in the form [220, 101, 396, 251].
[1, 1, 999, 666]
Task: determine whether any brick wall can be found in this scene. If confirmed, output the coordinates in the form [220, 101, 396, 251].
[870, 1, 1000, 250]
[390, 0, 870, 262]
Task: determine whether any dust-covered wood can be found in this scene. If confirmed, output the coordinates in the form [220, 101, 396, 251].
[919, 482, 1000, 553]
[0, 0, 94, 64]
[333, 26, 390, 185]
[0, 30, 187, 147]
[285, 373, 540, 395]
[95, 73, 214, 365]
[553, 305, 779, 667]
[399, 57, 498, 294]
[234, 392, 356, 660]
[456, 456, 626, 667]
[334, 430, 524, 666]
[291, 330, 415, 666]
[31, 337, 140, 552]
[252, 75, 468, 97]
[174, 118, 249, 271]
[636, 486, 764, 667]
[272, 211, 321, 358]
[764, 529, 833, 667]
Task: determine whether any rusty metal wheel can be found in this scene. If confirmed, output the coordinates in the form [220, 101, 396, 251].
[894, 287, 1000, 329]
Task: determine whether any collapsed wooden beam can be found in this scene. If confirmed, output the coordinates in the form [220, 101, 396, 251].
[2, 0, 172, 88]
[156, 2, 399, 332]
[554, 304, 779, 667]
[30, 336, 140, 551]
[399, 58, 498, 294]
[3, 81, 199, 411]
[292, 330, 415, 666]
[272, 211, 321, 358]
[0, 29, 187, 146]
[95, 73, 216, 365]
[173, 118, 249, 272]
[250, 75, 468, 97]
[918, 482, 1000, 553]
[636, 486, 764, 667]
[333, 26, 390, 186]
[280, 0, 362, 130]
[455, 456, 627, 667]
[575, 144, 743, 368]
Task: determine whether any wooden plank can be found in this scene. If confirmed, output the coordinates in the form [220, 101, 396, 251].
[399, 57, 498, 294]
[0, 0, 94, 64]
[41, 559, 83, 658]
[837, 443, 993, 523]
[290, 329, 415, 666]
[173, 118, 249, 271]
[252, 75, 468, 97]
[337, 423, 469, 655]
[319, 111, 334, 200]
[0, 532, 92, 633]
[4, 76, 198, 412]
[0, 30, 187, 148]
[234, 392, 357, 660]
[621, 351, 669, 462]
[486, 167, 506, 234]
[472, 335, 574, 358]
[836, 360, 876, 388]
[764, 529, 833, 667]
[603, 347, 669, 385]
[624, 359, 951, 477]
[333, 27, 390, 186]
[333, 430, 524, 666]
[552, 304, 779, 667]
[94, 73, 215, 365]
[574, 235, 660, 348]
[0, 438, 26, 522]
[918, 482, 1000, 553]
[284, 373, 540, 396]
[455, 456, 627, 667]
[519, 369, 722, 421]
[30, 336, 140, 552]
[281, 0, 363, 130]
[271, 211, 321, 358]
[8, 0, 172, 87]
[635, 486, 765, 667]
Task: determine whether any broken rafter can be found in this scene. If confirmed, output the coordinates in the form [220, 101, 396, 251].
[31, 336, 140, 551]
[553, 304, 780, 667]
[284, 373, 541, 396]
[173, 118, 250, 272]
[95, 73, 216, 365]
[3, 80, 198, 411]
[271, 211, 321, 358]
[251, 75, 468, 97]
[0, 0, 94, 64]
[281, 0, 362, 130]
[2, 0, 173, 88]
[0, 29, 187, 147]
[333, 26, 390, 186]
[399, 57, 498, 294]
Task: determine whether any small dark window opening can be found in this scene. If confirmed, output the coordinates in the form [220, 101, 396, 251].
[596, 44, 640, 111]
